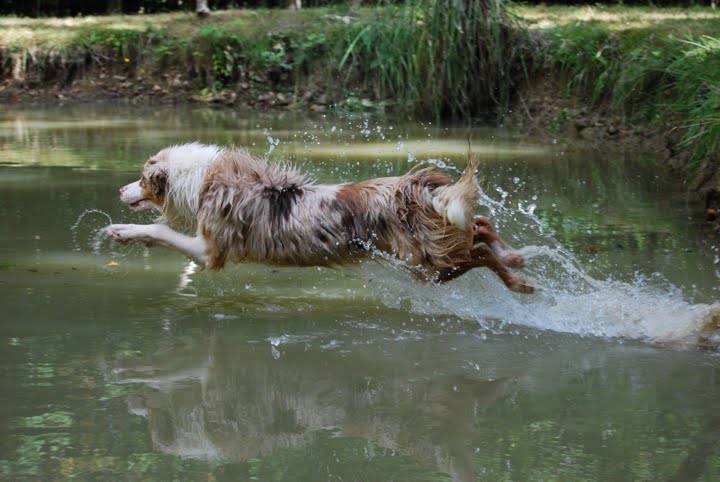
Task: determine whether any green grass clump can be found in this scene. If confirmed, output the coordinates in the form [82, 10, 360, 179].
[338, 0, 530, 119]
[517, 4, 720, 172]
[666, 36, 720, 164]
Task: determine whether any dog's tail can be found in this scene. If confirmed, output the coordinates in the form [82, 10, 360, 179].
[431, 153, 480, 229]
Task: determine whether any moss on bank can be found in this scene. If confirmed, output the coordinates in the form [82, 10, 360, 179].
[1, 3, 720, 213]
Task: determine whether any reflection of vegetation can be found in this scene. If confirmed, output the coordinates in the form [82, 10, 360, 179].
[0, 107, 546, 171]
[470, 375, 720, 482]
[4, 323, 720, 480]
[239, 431, 452, 482]
[2, 434, 73, 477]
[12, 412, 74, 429]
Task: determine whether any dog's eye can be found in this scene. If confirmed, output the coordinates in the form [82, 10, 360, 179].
[139, 178, 146, 188]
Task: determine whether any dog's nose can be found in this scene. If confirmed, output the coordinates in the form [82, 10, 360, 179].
[119, 186, 126, 193]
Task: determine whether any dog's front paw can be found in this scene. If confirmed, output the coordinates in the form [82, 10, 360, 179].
[105, 224, 157, 247]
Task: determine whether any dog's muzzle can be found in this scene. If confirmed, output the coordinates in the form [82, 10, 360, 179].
[119, 180, 153, 211]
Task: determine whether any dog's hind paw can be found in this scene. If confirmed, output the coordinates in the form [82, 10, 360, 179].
[500, 252, 526, 269]
[508, 276, 536, 294]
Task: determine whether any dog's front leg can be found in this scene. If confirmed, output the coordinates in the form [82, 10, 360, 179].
[105, 224, 208, 267]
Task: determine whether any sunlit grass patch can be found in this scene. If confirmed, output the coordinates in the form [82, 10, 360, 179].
[514, 5, 720, 32]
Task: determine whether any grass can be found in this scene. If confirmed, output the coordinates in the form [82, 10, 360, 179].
[513, 4, 720, 177]
[516, 5, 720, 108]
[0, 2, 527, 120]
[665, 36, 720, 163]
[0, 9, 338, 48]
[0, 8, 358, 92]
[337, 0, 529, 118]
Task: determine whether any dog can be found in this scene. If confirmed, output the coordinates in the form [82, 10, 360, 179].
[105, 142, 534, 293]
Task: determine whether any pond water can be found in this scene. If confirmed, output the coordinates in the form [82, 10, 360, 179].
[1, 106, 719, 481]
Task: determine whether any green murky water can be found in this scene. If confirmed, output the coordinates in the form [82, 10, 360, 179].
[1, 106, 719, 481]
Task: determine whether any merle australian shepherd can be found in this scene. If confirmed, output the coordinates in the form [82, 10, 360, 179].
[105, 142, 534, 293]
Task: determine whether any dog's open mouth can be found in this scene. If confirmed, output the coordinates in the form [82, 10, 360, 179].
[130, 199, 149, 209]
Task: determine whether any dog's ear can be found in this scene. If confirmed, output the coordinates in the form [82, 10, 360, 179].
[150, 170, 167, 196]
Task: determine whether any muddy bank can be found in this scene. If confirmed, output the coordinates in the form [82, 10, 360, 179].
[0, 68, 333, 112]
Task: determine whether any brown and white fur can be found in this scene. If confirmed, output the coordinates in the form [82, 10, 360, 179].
[105, 142, 534, 293]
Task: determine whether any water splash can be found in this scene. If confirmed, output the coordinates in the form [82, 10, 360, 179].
[363, 182, 719, 349]
[365, 259, 717, 349]
[70, 209, 113, 254]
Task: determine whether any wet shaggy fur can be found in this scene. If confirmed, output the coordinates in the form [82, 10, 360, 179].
[107, 143, 534, 292]
[199, 151, 472, 273]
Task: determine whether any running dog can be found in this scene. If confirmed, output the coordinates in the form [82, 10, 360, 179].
[105, 142, 534, 293]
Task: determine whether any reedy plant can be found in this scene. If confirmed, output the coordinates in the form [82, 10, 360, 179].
[612, 35, 720, 172]
[667, 36, 720, 166]
[338, 0, 531, 120]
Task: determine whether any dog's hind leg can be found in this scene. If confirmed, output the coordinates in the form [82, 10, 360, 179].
[105, 224, 209, 267]
[437, 245, 535, 294]
[473, 216, 525, 269]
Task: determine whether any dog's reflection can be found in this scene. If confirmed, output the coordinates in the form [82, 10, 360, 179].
[116, 334, 512, 481]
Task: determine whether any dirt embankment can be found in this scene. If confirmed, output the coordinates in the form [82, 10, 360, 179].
[0, 67, 330, 112]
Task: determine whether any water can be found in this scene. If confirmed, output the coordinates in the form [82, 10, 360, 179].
[1, 106, 719, 481]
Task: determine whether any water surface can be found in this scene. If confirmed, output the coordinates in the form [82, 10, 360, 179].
[1, 106, 719, 481]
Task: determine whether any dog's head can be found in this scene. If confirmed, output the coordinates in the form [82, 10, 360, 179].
[119, 143, 221, 216]
[119, 158, 167, 212]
